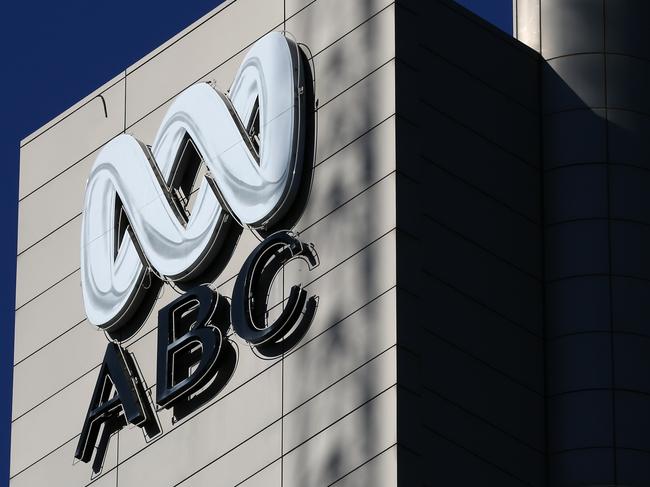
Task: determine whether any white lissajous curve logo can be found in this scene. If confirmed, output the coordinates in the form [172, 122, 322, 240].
[81, 32, 309, 332]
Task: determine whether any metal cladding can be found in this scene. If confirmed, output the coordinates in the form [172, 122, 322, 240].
[515, 1, 650, 484]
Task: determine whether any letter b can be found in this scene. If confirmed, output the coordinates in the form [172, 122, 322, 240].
[156, 285, 230, 410]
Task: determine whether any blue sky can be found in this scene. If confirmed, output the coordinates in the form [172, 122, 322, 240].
[0, 1, 510, 484]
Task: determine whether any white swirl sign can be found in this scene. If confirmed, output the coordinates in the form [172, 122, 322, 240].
[81, 32, 309, 331]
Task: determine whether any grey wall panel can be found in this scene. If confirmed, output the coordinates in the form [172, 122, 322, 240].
[237, 460, 281, 487]
[415, 161, 541, 278]
[401, 272, 543, 393]
[615, 391, 650, 455]
[608, 109, 650, 169]
[84, 471, 116, 487]
[546, 333, 612, 396]
[15, 216, 81, 309]
[611, 220, 650, 281]
[610, 164, 650, 225]
[403, 215, 542, 335]
[121, 334, 280, 460]
[543, 109, 607, 169]
[283, 300, 396, 421]
[13, 270, 83, 364]
[418, 389, 545, 485]
[395, 1, 544, 484]
[418, 427, 536, 486]
[18, 77, 125, 200]
[285, 0, 393, 61]
[285, 0, 313, 18]
[420, 330, 544, 450]
[10, 371, 100, 477]
[544, 164, 608, 224]
[398, 0, 539, 113]
[9, 436, 116, 487]
[12, 319, 102, 420]
[282, 232, 396, 347]
[612, 276, 650, 337]
[549, 448, 616, 486]
[116, 366, 282, 487]
[613, 334, 650, 395]
[124, 0, 283, 125]
[547, 390, 613, 452]
[546, 276, 611, 339]
[543, 54, 605, 114]
[605, 0, 650, 62]
[314, 61, 395, 164]
[175, 423, 281, 487]
[328, 446, 396, 487]
[308, 4, 395, 107]
[544, 220, 609, 281]
[299, 117, 396, 231]
[398, 112, 540, 223]
[540, 0, 604, 60]
[282, 387, 396, 487]
[290, 174, 395, 284]
[17, 153, 93, 254]
[404, 49, 539, 166]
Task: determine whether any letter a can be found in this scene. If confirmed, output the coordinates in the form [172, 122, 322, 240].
[75, 343, 159, 473]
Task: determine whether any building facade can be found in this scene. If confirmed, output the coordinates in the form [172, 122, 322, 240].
[11, 0, 650, 486]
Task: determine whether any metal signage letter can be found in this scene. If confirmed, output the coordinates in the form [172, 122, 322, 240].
[156, 285, 231, 413]
[75, 343, 160, 473]
[232, 231, 318, 356]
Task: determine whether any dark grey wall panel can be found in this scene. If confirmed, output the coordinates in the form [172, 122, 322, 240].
[397, 0, 538, 112]
[544, 164, 608, 224]
[546, 276, 611, 338]
[612, 277, 650, 336]
[605, 0, 650, 62]
[395, 1, 544, 484]
[549, 448, 616, 486]
[542, 109, 607, 168]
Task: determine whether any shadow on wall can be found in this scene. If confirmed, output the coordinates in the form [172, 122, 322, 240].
[286, 0, 387, 485]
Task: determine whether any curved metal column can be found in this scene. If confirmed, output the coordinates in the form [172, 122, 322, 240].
[515, 1, 650, 485]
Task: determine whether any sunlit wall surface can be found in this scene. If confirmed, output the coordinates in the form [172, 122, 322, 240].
[13, 1, 399, 485]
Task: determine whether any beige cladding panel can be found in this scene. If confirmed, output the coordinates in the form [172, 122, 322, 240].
[10, 371, 100, 477]
[328, 446, 398, 487]
[283, 387, 397, 487]
[124, 0, 283, 125]
[13, 0, 398, 485]
[9, 436, 117, 487]
[238, 460, 282, 487]
[17, 154, 91, 254]
[19, 78, 125, 200]
[12, 320, 102, 420]
[15, 216, 81, 309]
[13, 270, 83, 364]
[174, 423, 282, 487]
[116, 366, 282, 487]
[286, 0, 393, 55]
